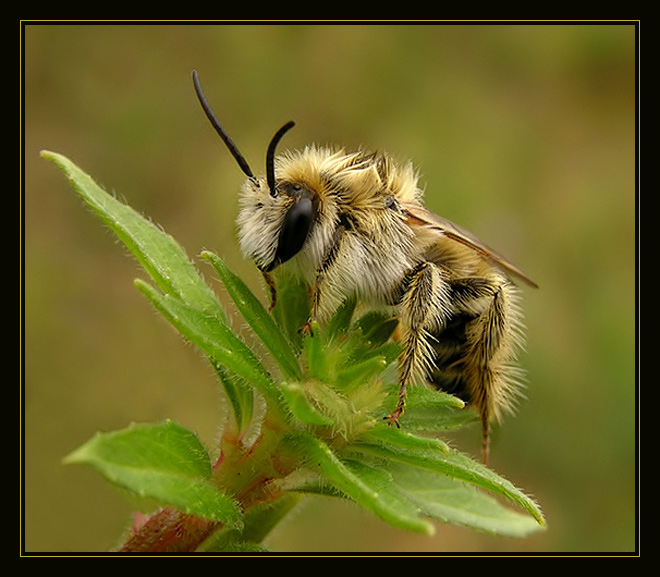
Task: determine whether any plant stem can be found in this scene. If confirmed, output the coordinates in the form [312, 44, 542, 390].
[119, 508, 217, 553]
[118, 416, 296, 552]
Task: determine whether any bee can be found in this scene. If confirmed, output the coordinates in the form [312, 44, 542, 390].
[193, 71, 537, 464]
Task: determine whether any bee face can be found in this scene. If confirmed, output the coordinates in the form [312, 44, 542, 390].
[238, 146, 419, 300]
[193, 71, 536, 464]
[237, 177, 319, 273]
[236, 147, 345, 280]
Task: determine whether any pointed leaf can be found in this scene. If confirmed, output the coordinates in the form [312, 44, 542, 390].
[135, 280, 287, 422]
[353, 311, 399, 347]
[64, 421, 242, 525]
[303, 321, 327, 381]
[349, 439, 545, 527]
[336, 355, 390, 391]
[382, 384, 476, 431]
[359, 423, 451, 455]
[41, 151, 224, 319]
[388, 464, 544, 537]
[202, 251, 302, 381]
[280, 382, 333, 426]
[213, 363, 255, 436]
[325, 297, 357, 341]
[280, 432, 434, 535]
[241, 494, 301, 544]
[269, 272, 310, 351]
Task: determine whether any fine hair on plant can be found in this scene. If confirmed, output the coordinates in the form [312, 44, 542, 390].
[42, 150, 544, 553]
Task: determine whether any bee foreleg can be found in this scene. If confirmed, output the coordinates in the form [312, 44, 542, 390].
[305, 221, 348, 332]
[387, 261, 452, 426]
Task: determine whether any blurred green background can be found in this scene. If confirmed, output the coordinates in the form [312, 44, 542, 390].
[24, 23, 637, 553]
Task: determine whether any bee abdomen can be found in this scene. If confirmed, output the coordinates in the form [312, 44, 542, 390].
[428, 313, 476, 404]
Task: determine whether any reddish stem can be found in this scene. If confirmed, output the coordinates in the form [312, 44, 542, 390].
[119, 508, 218, 553]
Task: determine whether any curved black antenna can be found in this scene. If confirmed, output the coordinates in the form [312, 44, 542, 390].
[266, 120, 295, 196]
[192, 70, 255, 180]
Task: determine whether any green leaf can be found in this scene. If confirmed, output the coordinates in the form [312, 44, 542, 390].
[202, 251, 302, 381]
[269, 272, 310, 351]
[41, 151, 224, 319]
[349, 438, 545, 527]
[333, 312, 400, 385]
[302, 321, 328, 382]
[359, 423, 451, 455]
[325, 297, 357, 342]
[213, 363, 254, 437]
[402, 403, 479, 432]
[341, 459, 435, 534]
[383, 385, 477, 432]
[280, 382, 334, 426]
[64, 421, 242, 526]
[388, 464, 543, 537]
[403, 384, 466, 410]
[280, 432, 434, 535]
[135, 280, 288, 423]
[196, 493, 303, 552]
[353, 311, 399, 348]
[335, 355, 391, 391]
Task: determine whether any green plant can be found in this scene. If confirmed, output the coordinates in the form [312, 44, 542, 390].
[42, 150, 545, 552]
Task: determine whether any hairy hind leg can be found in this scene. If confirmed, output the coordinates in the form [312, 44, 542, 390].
[387, 261, 452, 426]
[458, 279, 524, 464]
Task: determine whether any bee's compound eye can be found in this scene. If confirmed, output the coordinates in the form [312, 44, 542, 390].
[271, 197, 315, 269]
[385, 195, 400, 211]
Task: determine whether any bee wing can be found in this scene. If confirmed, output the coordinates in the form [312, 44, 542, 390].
[403, 202, 538, 288]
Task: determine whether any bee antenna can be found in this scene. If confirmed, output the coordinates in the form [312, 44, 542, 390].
[192, 70, 255, 180]
[266, 120, 295, 196]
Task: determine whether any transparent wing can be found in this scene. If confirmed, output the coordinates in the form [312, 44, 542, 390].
[402, 202, 538, 288]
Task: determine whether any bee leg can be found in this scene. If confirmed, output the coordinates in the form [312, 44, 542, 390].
[261, 271, 277, 312]
[298, 276, 322, 336]
[387, 262, 451, 427]
[468, 287, 503, 466]
[303, 222, 347, 335]
[458, 281, 521, 465]
[300, 319, 314, 336]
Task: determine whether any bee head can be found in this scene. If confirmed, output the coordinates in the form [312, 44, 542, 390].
[193, 70, 318, 272]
